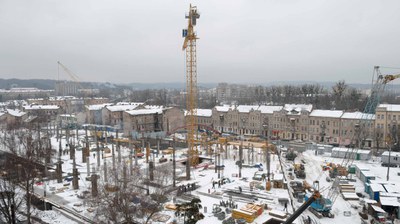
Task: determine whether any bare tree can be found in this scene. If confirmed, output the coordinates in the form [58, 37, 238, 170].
[0, 172, 24, 224]
[332, 80, 348, 109]
[93, 161, 162, 224]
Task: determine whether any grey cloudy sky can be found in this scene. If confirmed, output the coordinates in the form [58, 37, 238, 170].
[0, 0, 399, 84]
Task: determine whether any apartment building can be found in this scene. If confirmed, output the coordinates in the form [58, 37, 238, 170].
[309, 109, 343, 144]
[101, 102, 144, 129]
[123, 108, 163, 138]
[375, 104, 400, 145]
[22, 104, 61, 121]
[196, 109, 213, 128]
[163, 107, 185, 135]
[211, 105, 282, 137]
[85, 103, 112, 124]
[271, 104, 313, 140]
[0, 109, 27, 128]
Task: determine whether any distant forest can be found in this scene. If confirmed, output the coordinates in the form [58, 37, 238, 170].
[0, 79, 57, 90]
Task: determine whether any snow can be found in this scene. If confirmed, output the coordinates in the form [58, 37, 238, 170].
[144, 105, 164, 110]
[332, 147, 371, 154]
[34, 210, 78, 224]
[380, 197, 400, 207]
[6, 108, 26, 117]
[341, 111, 375, 120]
[371, 205, 386, 213]
[125, 108, 163, 115]
[3, 128, 400, 223]
[378, 104, 400, 112]
[23, 105, 60, 110]
[383, 184, 400, 193]
[106, 103, 143, 112]
[86, 103, 112, 111]
[236, 105, 259, 113]
[370, 183, 386, 192]
[196, 109, 212, 117]
[283, 104, 313, 113]
[215, 105, 235, 112]
[309, 109, 343, 118]
[258, 105, 283, 114]
[382, 151, 400, 157]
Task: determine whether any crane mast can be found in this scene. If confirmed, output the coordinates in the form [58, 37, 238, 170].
[182, 4, 200, 180]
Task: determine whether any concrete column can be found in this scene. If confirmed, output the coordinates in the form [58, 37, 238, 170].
[96, 129, 100, 167]
[129, 141, 133, 176]
[117, 131, 121, 163]
[91, 174, 98, 197]
[87, 156, 90, 177]
[111, 138, 115, 170]
[123, 165, 127, 189]
[149, 161, 154, 181]
[72, 168, 79, 190]
[104, 160, 108, 183]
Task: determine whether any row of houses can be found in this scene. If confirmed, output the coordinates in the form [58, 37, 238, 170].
[210, 104, 400, 148]
[3, 101, 400, 148]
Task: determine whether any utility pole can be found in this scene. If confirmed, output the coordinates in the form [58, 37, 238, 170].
[239, 141, 243, 178]
[387, 123, 397, 181]
[173, 138, 176, 188]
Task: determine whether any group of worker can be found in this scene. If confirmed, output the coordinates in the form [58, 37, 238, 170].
[219, 199, 237, 209]
[211, 178, 228, 189]
[176, 183, 196, 195]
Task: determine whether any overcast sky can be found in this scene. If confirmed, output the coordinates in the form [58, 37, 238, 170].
[0, 0, 399, 84]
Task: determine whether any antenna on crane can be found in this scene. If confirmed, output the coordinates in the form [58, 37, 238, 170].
[182, 4, 200, 180]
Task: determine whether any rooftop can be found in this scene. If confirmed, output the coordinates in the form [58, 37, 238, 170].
[309, 109, 343, 118]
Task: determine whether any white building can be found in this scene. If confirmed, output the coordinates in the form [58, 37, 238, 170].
[381, 151, 400, 167]
[331, 147, 372, 160]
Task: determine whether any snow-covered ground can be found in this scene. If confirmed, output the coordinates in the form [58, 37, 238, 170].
[2, 129, 399, 223]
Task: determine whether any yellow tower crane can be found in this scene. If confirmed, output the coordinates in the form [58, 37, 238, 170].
[182, 4, 200, 180]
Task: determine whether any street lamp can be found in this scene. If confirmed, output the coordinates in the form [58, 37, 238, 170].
[262, 124, 268, 140]
[219, 114, 224, 134]
[320, 121, 326, 143]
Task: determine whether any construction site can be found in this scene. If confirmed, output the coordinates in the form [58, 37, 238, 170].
[1, 3, 400, 224]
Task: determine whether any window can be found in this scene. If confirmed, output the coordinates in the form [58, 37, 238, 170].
[394, 115, 397, 120]
[382, 115, 384, 119]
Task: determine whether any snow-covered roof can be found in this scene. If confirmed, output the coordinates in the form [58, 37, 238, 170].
[0, 111, 5, 117]
[332, 147, 371, 154]
[379, 197, 400, 207]
[196, 109, 212, 117]
[144, 105, 163, 110]
[236, 105, 259, 113]
[383, 184, 400, 194]
[370, 183, 386, 192]
[258, 105, 283, 114]
[106, 103, 142, 112]
[23, 105, 60, 110]
[341, 111, 375, 120]
[86, 104, 112, 111]
[371, 205, 386, 213]
[6, 109, 26, 117]
[125, 108, 163, 116]
[0, 88, 53, 93]
[283, 104, 313, 113]
[377, 104, 400, 112]
[215, 105, 235, 112]
[382, 151, 400, 158]
[309, 109, 343, 118]
[59, 114, 76, 118]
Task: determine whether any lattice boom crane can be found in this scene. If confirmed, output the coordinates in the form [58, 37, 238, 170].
[182, 4, 200, 180]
